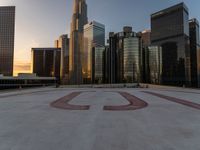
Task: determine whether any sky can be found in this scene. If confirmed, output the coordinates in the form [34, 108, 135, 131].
[0, 0, 200, 75]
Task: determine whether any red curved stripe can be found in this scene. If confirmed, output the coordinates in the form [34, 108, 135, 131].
[50, 92, 90, 110]
[104, 92, 148, 111]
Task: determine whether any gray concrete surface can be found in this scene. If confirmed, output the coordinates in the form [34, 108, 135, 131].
[0, 87, 200, 150]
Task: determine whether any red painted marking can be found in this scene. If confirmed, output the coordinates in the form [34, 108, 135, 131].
[50, 92, 90, 110]
[156, 89, 200, 95]
[104, 92, 148, 111]
[143, 91, 200, 110]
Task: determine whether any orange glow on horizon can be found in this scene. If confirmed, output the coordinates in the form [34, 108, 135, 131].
[13, 61, 31, 76]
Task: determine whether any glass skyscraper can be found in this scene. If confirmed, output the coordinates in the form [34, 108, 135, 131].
[108, 27, 142, 83]
[92, 46, 105, 84]
[83, 21, 105, 83]
[189, 18, 200, 87]
[148, 46, 162, 84]
[124, 37, 141, 83]
[0, 6, 15, 76]
[69, 0, 88, 85]
[151, 3, 191, 86]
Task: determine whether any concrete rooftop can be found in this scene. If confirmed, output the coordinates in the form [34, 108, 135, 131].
[0, 86, 200, 150]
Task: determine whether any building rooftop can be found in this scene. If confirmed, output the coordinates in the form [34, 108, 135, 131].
[0, 86, 200, 149]
[31, 48, 61, 51]
[0, 6, 15, 8]
[151, 2, 189, 18]
[84, 21, 105, 29]
[189, 18, 199, 26]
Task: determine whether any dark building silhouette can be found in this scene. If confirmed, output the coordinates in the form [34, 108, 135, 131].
[0, 6, 15, 76]
[103, 46, 112, 83]
[189, 19, 200, 87]
[32, 48, 61, 79]
[151, 3, 191, 86]
[139, 30, 151, 83]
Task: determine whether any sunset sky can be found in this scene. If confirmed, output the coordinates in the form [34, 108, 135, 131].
[0, 0, 200, 75]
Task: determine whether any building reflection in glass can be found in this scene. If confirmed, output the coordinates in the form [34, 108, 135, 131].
[83, 21, 105, 84]
[92, 46, 105, 84]
[108, 27, 142, 83]
[124, 37, 141, 83]
[148, 46, 162, 84]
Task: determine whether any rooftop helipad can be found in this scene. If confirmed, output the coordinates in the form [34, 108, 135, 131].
[0, 86, 200, 150]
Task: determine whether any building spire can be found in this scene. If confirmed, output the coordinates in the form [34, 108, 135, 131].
[69, 0, 88, 84]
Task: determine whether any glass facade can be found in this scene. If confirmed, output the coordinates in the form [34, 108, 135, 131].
[32, 48, 61, 79]
[0, 6, 15, 76]
[148, 46, 162, 84]
[92, 46, 105, 84]
[124, 37, 141, 83]
[151, 3, 189, 42]
[151, 2, 191, 86]
[108, 27, 142, 84]
[83, 21, 105, 83]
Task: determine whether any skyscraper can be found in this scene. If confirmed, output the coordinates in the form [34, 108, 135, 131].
[140, 30, 151, 83]
[151, 3, 191, 86]
[83, 21, 105, 83]
[55, 34, 70, 84]
[92, 46, 105, 84]
[148, 46, 162, 84]
[0, 6, 15, 76]
[189, 19, 200, 87]
[69, 0, 88, 85]
[108, 27, 142, 83]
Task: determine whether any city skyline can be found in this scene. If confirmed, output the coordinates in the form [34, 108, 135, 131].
[0, 0, 200, 75]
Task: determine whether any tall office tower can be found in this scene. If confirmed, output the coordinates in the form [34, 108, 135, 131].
[189, 19, 200, 87]
[0, 6, 15, 76]
[31, 48, 61, 79]
[108, 27, 142, 83]
[103, 45, 112, 83]
[69, 0, 88, 85]
[148, 46, 162, 84]
[139, 30, 151, 83]
[83, 21, 105, 83]
[55, 34, 70, 84]
[107, 33, 117, 83]
[92, 46, 105, 84]
[151, 3, 191, 86]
